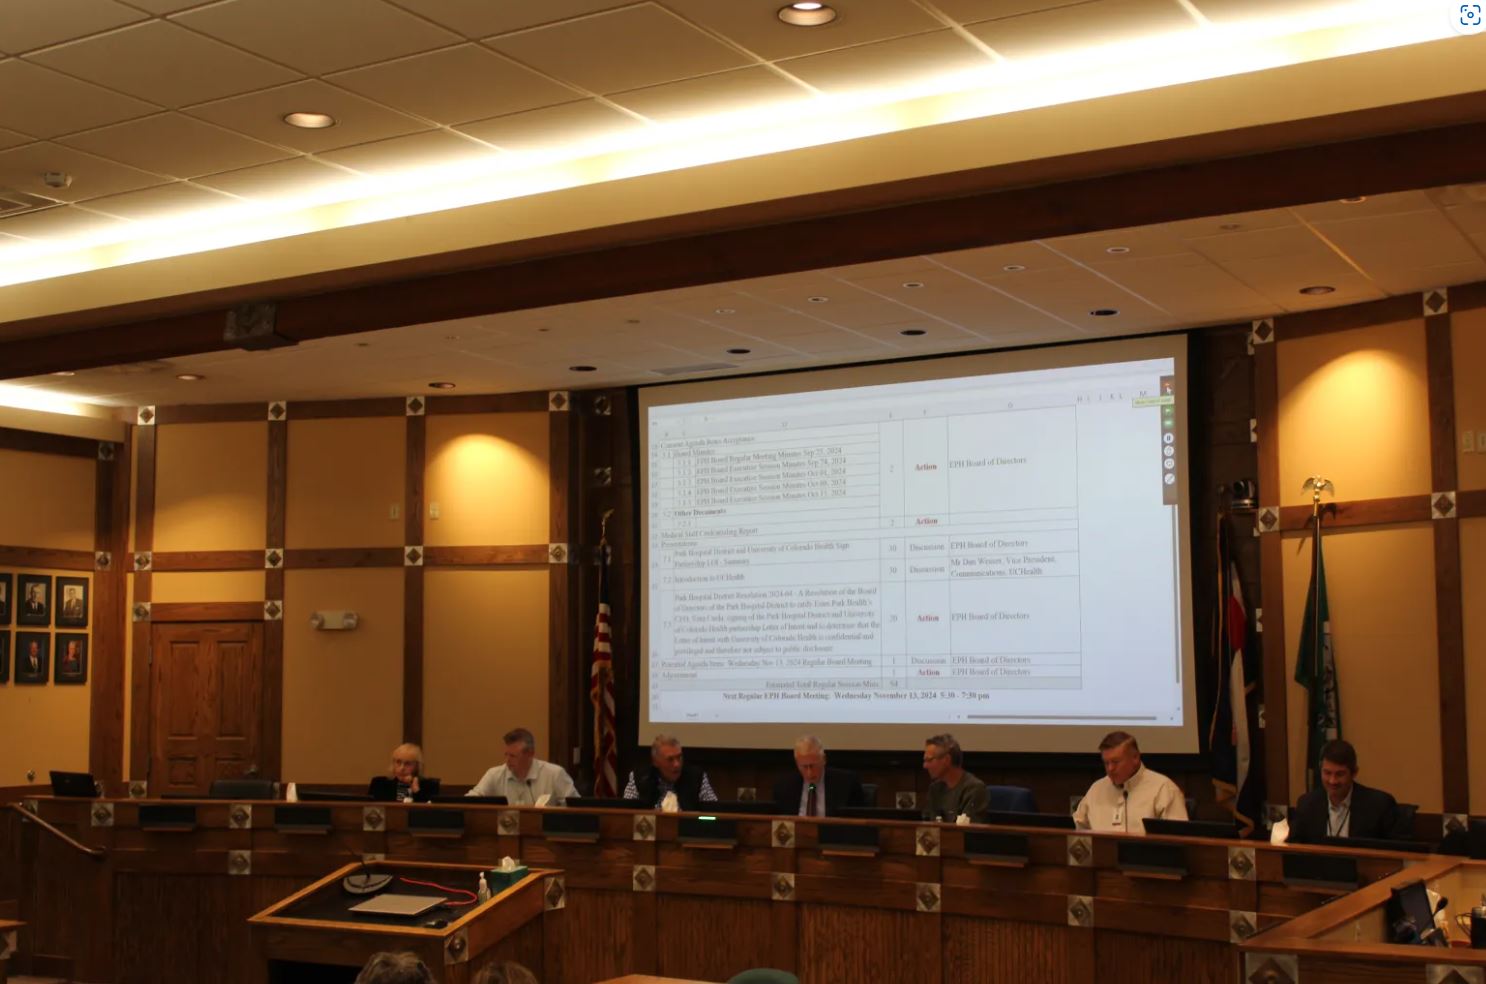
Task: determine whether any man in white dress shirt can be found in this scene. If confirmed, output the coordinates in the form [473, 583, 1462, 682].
[467, 727, 578, 805]
[1073, 731, 1187, 834]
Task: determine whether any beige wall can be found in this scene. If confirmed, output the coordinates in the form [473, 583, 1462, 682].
[425, 413, 549, 546]
[154, 422, 267, 552]
[1456, 309, 1486, 492]
[287, 417, 405, 548]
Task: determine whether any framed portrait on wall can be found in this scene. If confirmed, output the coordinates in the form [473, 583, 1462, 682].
[16, 574, 51, 627]
[0, 573, 11, 624]
[56, 577, 89, 629]
[14, 632, 49, 684]
[0, 631, 9, 683]
[55, 634, 87, 684]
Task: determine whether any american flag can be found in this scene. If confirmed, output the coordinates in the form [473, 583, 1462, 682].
[589, 539, 619, 797]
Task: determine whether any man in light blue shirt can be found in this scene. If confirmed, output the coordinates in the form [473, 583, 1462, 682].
[467, 727, 578, 805]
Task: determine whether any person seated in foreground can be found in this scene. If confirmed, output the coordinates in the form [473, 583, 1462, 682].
[474, 961, 540, 984]
[622, 733, 718, 810]
[922, 733, 989, 823]
[1285, 739, 1410, 843]
[1073, 730, 1187, 834]
[467, 727, 578, 805]
[772, 734, 868, 817]
[356, 951, 435, 984]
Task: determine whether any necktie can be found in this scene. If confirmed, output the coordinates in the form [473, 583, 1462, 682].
[805, 784, 817, 818]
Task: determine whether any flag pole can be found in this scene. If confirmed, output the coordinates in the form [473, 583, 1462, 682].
[1299, 475, 1334, 787]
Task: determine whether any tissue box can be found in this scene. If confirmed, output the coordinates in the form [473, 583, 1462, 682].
[487, 864, 529, 890]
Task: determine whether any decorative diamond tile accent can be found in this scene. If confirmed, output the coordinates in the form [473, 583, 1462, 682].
[446, 931, 469, 964]
[362, 852, 386, 864]
[737, 787, 757, 802]
[916, 882, 941, 912]
[265, 548, 283, 569]
[1067, 895, 1094, 928]
[91, 802, 115, 827]
[1444, 813, 1469, 837]
[593, 465, 614, 487]
[1245, 953, 1297, 984]
[0, 928, 16, 960]
[1250, 319, 1275, 348]
[1067, 835, 1092, 867]
[771, 872, 795, 901]
[1230, 910, 1258, 943]
[134, 551, 153, 571]
[264, 600, 283, 621]
[544, 874, 566, 910]
[1428, 965, 1484, 984]
[1264, 803, 1288, 829]
[592, 394, 612, 416]
[98, 442, 116, 461]
[633, 814, 655, 841]
[915, 826, 940, 857]
[363, 807, 385, 831]
[22, 798, 38, 815]
[1257, 507, 1279, 533]
[772, 819, 795, 848]
[267, 401, 287, 421]
[96, 551, 112, 571]
[132, 601, 151, 622]
[549, 391, 570, 412]
[1433, 491, 1457, 520]
[1250, 418, 1258, 444]
[1229, 846, 1256, 880]
[405, 546, 424, 567]
[406, 396, 426, 416]
[895, 791, 917, 810]
[137, 405, 156, 426]
[498, 810, 520, 836]
[228, 850, 252, 876]
[632, 865, 655, 892]
[1255, 607, 1264, 634]
[549, 542, 568, 564]
[1424, 287, 1449, 316]
[128, 781, 147, 799]
[229, 804, 253, 830]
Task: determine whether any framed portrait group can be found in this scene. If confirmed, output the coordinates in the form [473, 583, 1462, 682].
[0, 572, 89, 686]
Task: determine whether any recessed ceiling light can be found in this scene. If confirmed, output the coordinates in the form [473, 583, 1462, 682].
[354, 342, 371, 348]
[569, 365, 597, 372]
[625, 318, 641, 325]
[537, 327, 551, 333]
[714, 307, 736, 315]
[1002, 264, 1026, 272]
[899, 328, 926, 336]
[283, 111, 336, 129]
[1339, 196, 1367, 204]
[1089, 308, 1119, 317]
[1299, 285, 1335, 295]
[1218, 223, 1243, 231]
[726, 347, 751, 355]
[807, 295, 829, 303]
[1104, 246, 1130, 254]
[176, 373, 205, 381]
[777, 2, 837, 26]
[444, 334, 460, 341]
[51, 370, 76, 377]
[901, 281, 924, 289]
[428, 381, 456, 389]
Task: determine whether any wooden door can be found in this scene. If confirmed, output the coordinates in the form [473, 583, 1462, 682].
[150, 622, 265, 795]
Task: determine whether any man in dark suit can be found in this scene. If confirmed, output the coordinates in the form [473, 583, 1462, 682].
[1288, 739, 1409, 843]
[772, 735, 868, 818]
[23, 584, 46, 617]
[622, 734, 717, 811]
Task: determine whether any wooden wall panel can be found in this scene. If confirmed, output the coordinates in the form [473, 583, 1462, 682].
[942, 915, 1090, 983]
[549, 889, 639, 984]
[655, 896, 775, 982]
[798, 904, 933, 984]
[1094, 931, 1234, 984]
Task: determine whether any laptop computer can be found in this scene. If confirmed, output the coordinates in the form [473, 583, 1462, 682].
[50, 770, 98, 798]
[348, 894, 446, 918]
[369, 776, 443, 802]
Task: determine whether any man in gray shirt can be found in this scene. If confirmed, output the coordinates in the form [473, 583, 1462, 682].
[467, 727, 578, 805]
[922, 733, 989, 822]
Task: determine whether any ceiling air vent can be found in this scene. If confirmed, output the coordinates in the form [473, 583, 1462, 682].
[0, 189, 63, 218]
[650, 362, 737, 376]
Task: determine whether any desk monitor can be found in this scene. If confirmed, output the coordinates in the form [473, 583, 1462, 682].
[50, 770, 98, 798]
[296, 788, 372, 802]
[1144, 818, 1239, 840]
[709, 800, 781, 816]
[1317, 835, 1435, 854]
[567, 797, 651, 811]
[679, 815, 739, 844]
[434, 794, 502, 805]
[983, 811, 1077, 830]
[370, 777, 442, 802]
[1469, 819, 1486, 860]
[835, 807, 920, 823]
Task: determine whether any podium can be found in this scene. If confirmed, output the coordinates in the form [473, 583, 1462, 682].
[249, 860, 559, 983]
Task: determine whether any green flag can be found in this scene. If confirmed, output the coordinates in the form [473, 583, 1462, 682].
[1294, 537, 1339, 791]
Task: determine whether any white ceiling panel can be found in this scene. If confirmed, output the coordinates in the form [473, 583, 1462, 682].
[0, 141, 167, 202]
[60, 113, 293, 179]
[1184, 224, 1333, 263]
[173, 0, 464, 75]
[930, 242, 1073, 280]
[485, 4, 753, 94]
[327, 45, 580, 125]
[1187, 0, 1363, 23]
[1369, 261, 1486, 297]
[0, 127, 30, 152]
[318, 130, 504, 177]
[965, 0, 1197, 61]
[1312, 211, 1481, 271]
[1444, 202, 1486, 235]
[0, 203, 134, 241]
[27, 20, 302, 108]
[779, 28, 995, 94]
[76, 181, 244, 221]
[384, 0, 629, 39]
[185, 80, 433, 154]
[456, 100, 647, 154]
[928, 0, 1094, 20]
[193, 157, 366, 200]
[1288, 190, 1438, 222]
[608, 66, 813, 123]
[0, 58, 157, 139]
[659, 0, 944, 61]
[0, 0, 146, 55]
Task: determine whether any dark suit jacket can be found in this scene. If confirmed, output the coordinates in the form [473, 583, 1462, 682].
[772, 767, 867, 817]
[628, 764, 711, 811]
[1289, 782, 1408, 843]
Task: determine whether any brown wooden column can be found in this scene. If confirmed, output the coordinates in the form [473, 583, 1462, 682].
[1425, 297, 1469, 815]
[549, 395, 578, 771]
[127, 420, 157, 782]
[404, 408, 426, 744]
[263, 413, 287, 781]
[1251, 321, 1289, 806]
[88, 429, 131, 788]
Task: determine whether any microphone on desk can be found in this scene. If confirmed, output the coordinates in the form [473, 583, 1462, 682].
[806, 782, 817, 818]
[330, 828, 392, 896]
[1122, 788, 1130, 832]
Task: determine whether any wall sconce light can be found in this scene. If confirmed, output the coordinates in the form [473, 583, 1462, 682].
[309, 611, 360, 630]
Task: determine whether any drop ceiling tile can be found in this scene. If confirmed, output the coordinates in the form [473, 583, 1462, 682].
[327, 44, 579, 125]
[384, 0, 629, 39]
[193, 156, 367, 201]
[173, 0, 463, 75]
[1185, 224, 1333, 263]
[1188, 0, 1360, 23]
[608, 66, 813, 123]
[1087, 253, 1273, 317]
[486, 5, 752, 94]
[1317, 211, 1480, 271]
[778, 29, 996, 95]
[1163, 208, 1297, 239]
[76, 181, 244, 221]
[0, 203, 134, 241]
[1217, 252, 1366, 293]
[779, 330, 895, 356]
[456, 100, 647, 154]
[185, 80, 432, 154]
[318, 130, 504, 177]
[0, 127, 30, 151]
[1370, 261, 1486, 297]
[930, 242, 1073, 280]
[28, 20, 302, 108]
[60, 113, 293, 179]
[965, 0, 1197, 62]
[829, 256, 941, 281]
[659, 0, 944, 61]
[0, 141, 168, 202]
[990, 266, 1167, 324]
[1260, 273, 1383, 310]
[0, 59, 157, 139]
[1039, 224, 1197, 264]
[0, 0, 147, 54]
[928, 0, 1092, 21]
[1289, 190, 1437, 222]
[1445, 202, 1486, 236]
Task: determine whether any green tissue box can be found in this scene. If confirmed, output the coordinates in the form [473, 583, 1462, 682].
[487, 864, 529, 890]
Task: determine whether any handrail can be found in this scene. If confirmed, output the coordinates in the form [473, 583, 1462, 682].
[4, 802, 107, 859]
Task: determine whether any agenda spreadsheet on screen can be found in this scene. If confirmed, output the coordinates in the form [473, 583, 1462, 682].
[640, 340, 1198, 754]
